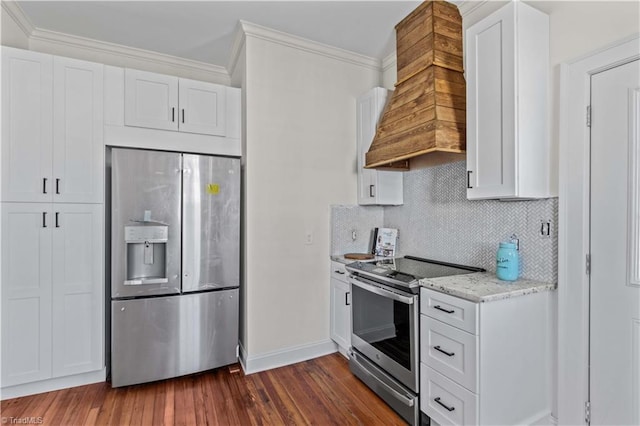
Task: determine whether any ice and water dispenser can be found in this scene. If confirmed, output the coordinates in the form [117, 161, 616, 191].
[124, 221, 169, 285]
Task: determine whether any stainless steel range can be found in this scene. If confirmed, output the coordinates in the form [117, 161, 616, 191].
[345, 256, 484, 425]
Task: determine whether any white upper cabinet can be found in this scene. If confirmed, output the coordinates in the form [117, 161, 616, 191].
[179, 78, 226, 136]
[357, 88, 403, 206]
[53, 57, 104, 203]
[125, 69, 226, 136]
[465, 2, 550, 200]
[125, 69, 179, 131]
[1, 48, 53, 203]
[1, 47, 104, 204]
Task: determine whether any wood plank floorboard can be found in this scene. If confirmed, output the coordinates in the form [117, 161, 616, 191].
[1, 353, 405, 425]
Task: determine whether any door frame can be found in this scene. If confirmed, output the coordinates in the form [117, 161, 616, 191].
[558, 34, 639, 425]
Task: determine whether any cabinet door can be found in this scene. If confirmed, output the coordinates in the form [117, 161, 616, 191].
[1, 48, 53, 203]
[53, 57, 104, 203]
[466, 4, 516, 199]
[124, 69, 178, 131]
[357, 90, 381, 205]
[330, 278, 351, 350]
[1, 203, 53, 386]
[51, 204, 103, 377]
[178, 79, 226, 136]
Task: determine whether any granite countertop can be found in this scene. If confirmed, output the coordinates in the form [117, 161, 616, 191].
[419, 272, 556, 303]
[330, 255, 389, 264]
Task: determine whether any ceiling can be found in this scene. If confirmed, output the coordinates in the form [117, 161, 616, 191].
[17, 1, 430, 68]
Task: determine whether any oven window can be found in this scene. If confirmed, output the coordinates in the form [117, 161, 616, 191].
[351, 283, 411, 370]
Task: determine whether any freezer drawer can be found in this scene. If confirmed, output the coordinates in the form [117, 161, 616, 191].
[110, 289, 238, 387]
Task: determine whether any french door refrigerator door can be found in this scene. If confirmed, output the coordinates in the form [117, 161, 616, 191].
[111, 148, 182, 298]
[181, 154, 240, 292]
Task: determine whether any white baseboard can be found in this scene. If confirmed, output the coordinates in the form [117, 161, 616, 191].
[1, 368, 106, 400]
[240, 339, 338, 374]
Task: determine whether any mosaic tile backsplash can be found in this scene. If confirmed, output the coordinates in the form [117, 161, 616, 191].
[331, 161, 558, 283]
[330, 205, 383, 255]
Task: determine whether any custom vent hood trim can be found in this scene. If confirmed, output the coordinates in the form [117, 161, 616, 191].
[365, 0, 466, 169]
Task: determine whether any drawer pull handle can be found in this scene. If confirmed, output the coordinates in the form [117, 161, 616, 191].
[434, 345, 455, 357]
[433, 305, 455, 314]
[434, 397, 455, 412]
[345, 292, 351, 306]
[334, 270, 345, 275]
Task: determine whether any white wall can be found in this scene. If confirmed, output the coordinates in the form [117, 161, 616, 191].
[242, 34, 380, 357]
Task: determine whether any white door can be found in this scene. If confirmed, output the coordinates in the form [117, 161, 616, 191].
[1, 203, 53, 386]
[357, 89, 381, 205]
[1, 47, 53, 203]
[465, 5, 516, 199]
[124, 68, 178, 131]
[330, 278, 351, 350]
[178, 78, 226, 136]
[53, 57, 104, 204]
[590, 59, 640, 425]
[51, 204, 103, 377]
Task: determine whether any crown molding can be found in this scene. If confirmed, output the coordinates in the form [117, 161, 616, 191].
[238, 20, 381, 71]
[456, 1, 491, 18]
[382, 52, 397, 73]
[227, 20, 246, 77]
[1, 1, 35, 37]
[29, 27, 230, 83]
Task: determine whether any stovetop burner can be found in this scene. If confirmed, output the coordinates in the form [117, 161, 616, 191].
[345, 255, 484, 292]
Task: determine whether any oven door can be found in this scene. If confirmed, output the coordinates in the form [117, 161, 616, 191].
[350, 275, 419, 392]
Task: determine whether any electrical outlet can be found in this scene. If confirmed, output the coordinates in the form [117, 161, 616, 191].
[540, 219, 551, 238]
[305, 231, 313, 245]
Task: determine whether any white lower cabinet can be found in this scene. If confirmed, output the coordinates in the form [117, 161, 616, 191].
[1, 203, 104, 388]
[420, 287, 551, 425]
[329, 261, 351, 355]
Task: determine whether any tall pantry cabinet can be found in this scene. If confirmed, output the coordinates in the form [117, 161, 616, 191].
[1, 47, 104, 391]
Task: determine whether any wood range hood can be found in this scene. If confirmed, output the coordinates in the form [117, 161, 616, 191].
[365, 0, 465, 170]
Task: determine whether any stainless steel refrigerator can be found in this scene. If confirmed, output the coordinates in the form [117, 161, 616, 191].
[109, 147, 240, 387]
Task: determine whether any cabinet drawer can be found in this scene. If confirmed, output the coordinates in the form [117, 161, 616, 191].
[420, 315, 477, 392]
[330, 261, 348, 283]
[421, 365, 478, 426]
[420, 288, 478, 334]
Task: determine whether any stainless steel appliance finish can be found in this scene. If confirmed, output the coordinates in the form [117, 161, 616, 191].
[109, 147, 241, 388]
[349, 349, 420, 426]
[111, 149, 181, 298]
[349, 275, 419, 392]
[346, 256, 483, 426]
[111, 289, 239, 387]
[182, 154, 240, 292]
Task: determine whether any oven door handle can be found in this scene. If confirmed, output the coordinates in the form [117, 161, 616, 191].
[349, 350, 415, 408]
[350, 277, 415, 305]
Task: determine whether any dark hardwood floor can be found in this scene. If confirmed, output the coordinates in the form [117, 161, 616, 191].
[1, 353, 405, 425]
